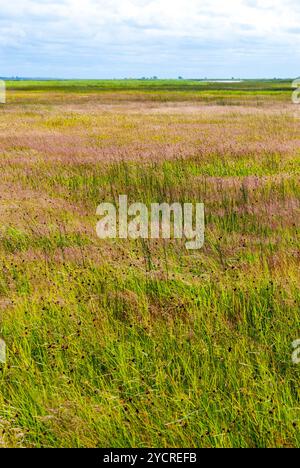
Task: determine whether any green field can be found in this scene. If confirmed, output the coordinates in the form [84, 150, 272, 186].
[0, 80, 299, 447]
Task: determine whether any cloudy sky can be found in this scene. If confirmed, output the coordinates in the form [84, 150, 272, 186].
[0, 0, 299, 78]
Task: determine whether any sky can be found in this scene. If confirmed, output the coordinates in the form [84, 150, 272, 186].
[0, 0, 299, 79]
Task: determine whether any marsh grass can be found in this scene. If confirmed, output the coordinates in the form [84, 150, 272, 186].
[0, 80, 299, 447]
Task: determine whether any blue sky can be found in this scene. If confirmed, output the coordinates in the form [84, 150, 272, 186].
[0, 0, 299, 79]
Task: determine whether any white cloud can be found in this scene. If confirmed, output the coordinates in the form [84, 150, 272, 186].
[0, 0, 299, 77]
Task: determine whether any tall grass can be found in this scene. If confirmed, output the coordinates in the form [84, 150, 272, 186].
[0, 81, 299, 447]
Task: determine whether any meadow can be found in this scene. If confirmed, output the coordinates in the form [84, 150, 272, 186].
[0, 79, 299, 447]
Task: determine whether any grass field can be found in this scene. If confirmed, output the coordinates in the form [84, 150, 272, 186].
[0, 79, 299, 447]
